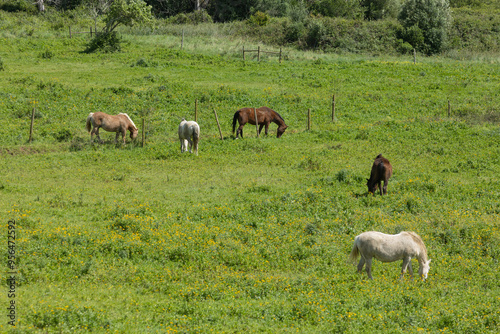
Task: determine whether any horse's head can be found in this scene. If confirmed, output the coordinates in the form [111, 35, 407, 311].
[130, 128, 138, 140]
[419, 259, 431, 280]
[366, 179, 379, 194]
[277, 125, 288, 138]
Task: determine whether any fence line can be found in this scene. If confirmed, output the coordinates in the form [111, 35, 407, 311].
[243, 46, 283, 63]
[69, 26, 94, 38]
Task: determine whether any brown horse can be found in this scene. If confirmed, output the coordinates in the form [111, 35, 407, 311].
[232, 106, 288, 139]
[367, 154, 393, 195]
[85, 112, 138, 144]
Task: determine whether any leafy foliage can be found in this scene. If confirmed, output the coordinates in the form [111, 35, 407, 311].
[84, 0, 152, 52]
[84, 31, 121, 53]
[398, 0, 452, 54]
[103, 0, 153, 34]
[361, 0, 402, 20]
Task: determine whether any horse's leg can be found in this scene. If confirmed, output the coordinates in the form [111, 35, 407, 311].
[408, 261, 414, 280]
[400, 257, 412, 280]
[365, 257, 373, 279]
[357, 257, 365, 274]
[180, 138, 184, 153]
[383, 180, 388, 195]
[258, 124, 265, 135]
[264, 123, 269, 136]
[378, 181, 383, 196]
[237, 125, 244, 139]
[187, 136, 193, 153]
[95, 128, 102, 144]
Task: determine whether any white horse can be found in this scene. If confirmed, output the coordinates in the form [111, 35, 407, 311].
[349, 231, 431, 280]
[178, 119, 200, 155]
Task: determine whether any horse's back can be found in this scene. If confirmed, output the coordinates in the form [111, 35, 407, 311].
[374, 155, 392, 176]
[355, 231, 416, 262]
[179, 120, 199, 138]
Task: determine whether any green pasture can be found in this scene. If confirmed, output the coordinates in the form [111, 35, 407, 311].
[0, 23, 499, 333]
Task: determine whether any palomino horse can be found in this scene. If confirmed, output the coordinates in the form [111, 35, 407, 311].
[178, 119, 200, 155]
[232, 106, 288, 139]
[349, 231, 431, 280]
[367, 154, 393, 195]
[86, 112, 138, 144]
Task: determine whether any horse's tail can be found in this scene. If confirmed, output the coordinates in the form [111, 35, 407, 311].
[378, 160, 385, 174]
[349, 240, 360, 264]
[232, 111, 240, 134]
[85, 113, 94, 133]
[193, 124, 200, 155]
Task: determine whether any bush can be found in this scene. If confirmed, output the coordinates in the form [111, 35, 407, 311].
[84, 31, 121, 53]
[282, 20, 306, 44]
[0, 0, 36, 13]
[247, 11, 269, 27]
[398, 0, 452, 54]
[310, 0, 364, 19]
[167, 10, 213, 24]
[306, 20, 327, 48]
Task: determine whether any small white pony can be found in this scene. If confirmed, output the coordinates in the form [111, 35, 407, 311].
[178, 119, 200, 155]
[349, 231, 431, 280]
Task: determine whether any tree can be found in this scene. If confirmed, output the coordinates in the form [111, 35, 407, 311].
[103, 0, 153, 34]
[86, 0, 113, 32]
[361, 0, 402, 20]
[398, 0, 452, 54]
[85, 0, 153, 53]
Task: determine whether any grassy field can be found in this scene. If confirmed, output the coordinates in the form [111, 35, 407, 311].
[1, 17, 499, 333]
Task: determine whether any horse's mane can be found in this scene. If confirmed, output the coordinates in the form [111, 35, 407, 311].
[265, 107, 285, 122]
[405, 231, 428, 260]
[119, 113, 137, 130]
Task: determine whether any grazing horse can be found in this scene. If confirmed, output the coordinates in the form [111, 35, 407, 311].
[349, 231, 431, 280]
[232, 106, 288, 139]
[367, 154, 393, 195]
[86, 112, 138, 144]
[178, 119, 200, 155]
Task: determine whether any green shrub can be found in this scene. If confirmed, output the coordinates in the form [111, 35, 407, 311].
[0, 0, 36, 13]
[362, 0, 402, 20]
[0, 56, 4, 71]
[84, 31, 121, 53]
[310, 0, 364, 19]
[283, 20, 306, 43]
[39, 49, 54, 59]
[305, 20, 327, 48]
[398, 0, 452, 54]
[247, 11, 269, 27]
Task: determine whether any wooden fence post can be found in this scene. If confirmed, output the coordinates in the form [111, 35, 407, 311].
[141, 118, 145, 147]
[29, 107, 35, 143]
[69, 26, 72, 38]
[254, 107, 259, 137]
[448, 100, 451, 117]
[307, 108, 311, 131]
[90, 27, 92, 37]
[243, 46, 245, 61]
[279, 48, 282, 64]
[331, 95, 336, 122]
[195, 99, 198, 122]
[213, 108, 223, 140]
[258, 46, 260, 62]
[413, 49, 416, 64]
[182, 29, 185, 49]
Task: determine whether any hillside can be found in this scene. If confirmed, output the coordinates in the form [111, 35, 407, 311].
[0, 7, 499, 333]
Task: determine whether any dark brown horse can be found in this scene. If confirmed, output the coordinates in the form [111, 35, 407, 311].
[367, 154, 393, 195]
[232, 107, 288, 139]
